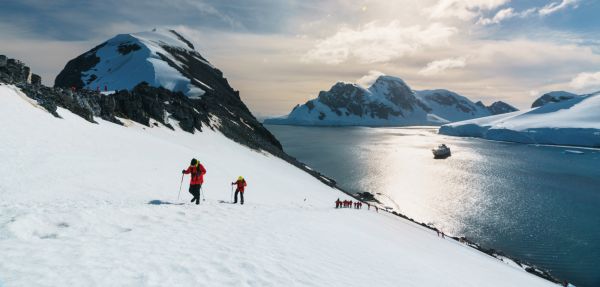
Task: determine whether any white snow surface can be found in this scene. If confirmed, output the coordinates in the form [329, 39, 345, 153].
[440, 92, 600, 147]
[0, 84, 554, 286]
[81, 29, 206, 98]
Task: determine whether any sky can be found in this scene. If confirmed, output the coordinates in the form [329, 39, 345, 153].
[1, 0, 600, 116]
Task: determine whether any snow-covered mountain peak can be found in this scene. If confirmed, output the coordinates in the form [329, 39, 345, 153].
[130, 29, 196, 51]
[368, 75, 413, 96]
[367, 75, 419, 111]
[369, 75, 409, 88]
[330, 81, 365, 91]
[55, 29, 221, 99]
[264, 75, 519, 126]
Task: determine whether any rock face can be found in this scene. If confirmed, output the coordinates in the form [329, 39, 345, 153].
[486, 101, 518, 115]
[415, 89, 491, 122]
[2, 49, 338, 187]
[265, 76, 441, 126]
[265, 76, 517, 126]
[476, 100, 518, 115]
[51, 29, 284, 153]
[531, 91, 579, 108]
[0, 55, 37, 84]
[54, 29, 230, 99]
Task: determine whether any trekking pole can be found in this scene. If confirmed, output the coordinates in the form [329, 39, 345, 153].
[230, 184, 234, 203]
[200, 186, 206, 202]
[177, 174, 184, 201]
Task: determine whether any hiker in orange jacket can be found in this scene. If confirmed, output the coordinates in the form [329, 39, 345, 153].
[231, 176, 247, 205]
[182, 158, 206, 205]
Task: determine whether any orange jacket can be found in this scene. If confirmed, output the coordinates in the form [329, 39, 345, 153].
[184, 164, 206, 185]
[233, 179, 247, 192]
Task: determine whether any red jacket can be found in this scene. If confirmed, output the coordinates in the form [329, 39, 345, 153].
[184, 164, 206, 185]
[233, 179, 247, 192]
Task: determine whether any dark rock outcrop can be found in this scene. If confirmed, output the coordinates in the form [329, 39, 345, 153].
[475, 100, 518, 115]
[3, 54, 338, 189]
[54, 43, 105, 89]
[30, 74, 42, 86]
[531, 91, 578, 108]
[0, 55, 32, 84]
[486, 101, 518, 115]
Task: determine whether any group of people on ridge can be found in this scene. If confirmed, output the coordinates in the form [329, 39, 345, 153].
[335, 198, 378, 212]
[335, 198, 364, 209]
[182, 158, 247, 205]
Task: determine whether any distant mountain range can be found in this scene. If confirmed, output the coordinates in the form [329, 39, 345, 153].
[264, 75, 518, 126]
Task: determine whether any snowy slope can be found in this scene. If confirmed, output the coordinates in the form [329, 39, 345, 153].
[415, 89, 491, 122]
[439, 92, 600, 147]
[55, 29, 220, 99]
[0, 84, 555, 286]
[265, 76, 516, 126]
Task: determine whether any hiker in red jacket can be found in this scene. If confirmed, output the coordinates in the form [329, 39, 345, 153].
[182, 158, 206, 205]
[231, 176, 247, 205]
[335, 198, 342, 208]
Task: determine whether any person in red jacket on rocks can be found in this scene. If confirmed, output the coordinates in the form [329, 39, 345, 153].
[182, 158, 206, 205]
[231, 176, 247, 205]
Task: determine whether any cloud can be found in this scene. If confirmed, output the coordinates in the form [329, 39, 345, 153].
[427, 0, 510, 20]
[476, 7, 515, 25]
[0, 0, 597, 115]
[477, 7, 541, 25]
[302, 21, 457, 64]
[460, 0, 578, 26]
[539, 0, 579, 16]
[569, 71, 600, 91]
[419, 57, 467, 76]
[356, 70, 386, 87]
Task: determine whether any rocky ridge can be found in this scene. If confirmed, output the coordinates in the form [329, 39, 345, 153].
[265, 76, 519, 126]
[1, 55, 337, 189]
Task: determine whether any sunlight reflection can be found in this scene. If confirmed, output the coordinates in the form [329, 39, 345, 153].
[353, 127, 492, 235]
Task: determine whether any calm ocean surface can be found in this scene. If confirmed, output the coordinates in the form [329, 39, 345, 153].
[266, 125, 600, 287]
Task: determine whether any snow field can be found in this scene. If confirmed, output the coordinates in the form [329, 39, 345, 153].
[0, 85, 555, 286]
[440, 93, 600, 147]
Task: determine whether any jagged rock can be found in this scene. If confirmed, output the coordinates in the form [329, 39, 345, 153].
[54, 42, 105, 89]
[31, 74, 42, 86]
[265, 76, 516, 126]
[0, 56, 31, 84]
[531, 91, 578, 108]
[487, 101, 518, 115]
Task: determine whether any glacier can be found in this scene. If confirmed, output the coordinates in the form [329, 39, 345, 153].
[439, 92, 600, 147]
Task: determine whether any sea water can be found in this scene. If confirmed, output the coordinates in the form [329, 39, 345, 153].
[266, 125, 600, 286]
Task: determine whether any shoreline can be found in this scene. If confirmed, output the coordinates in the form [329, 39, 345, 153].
[369, 195, 563, 284]
[265, 123, 599, 150]
[268, 124, 584, 285]
[309, 169, 567, 285]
